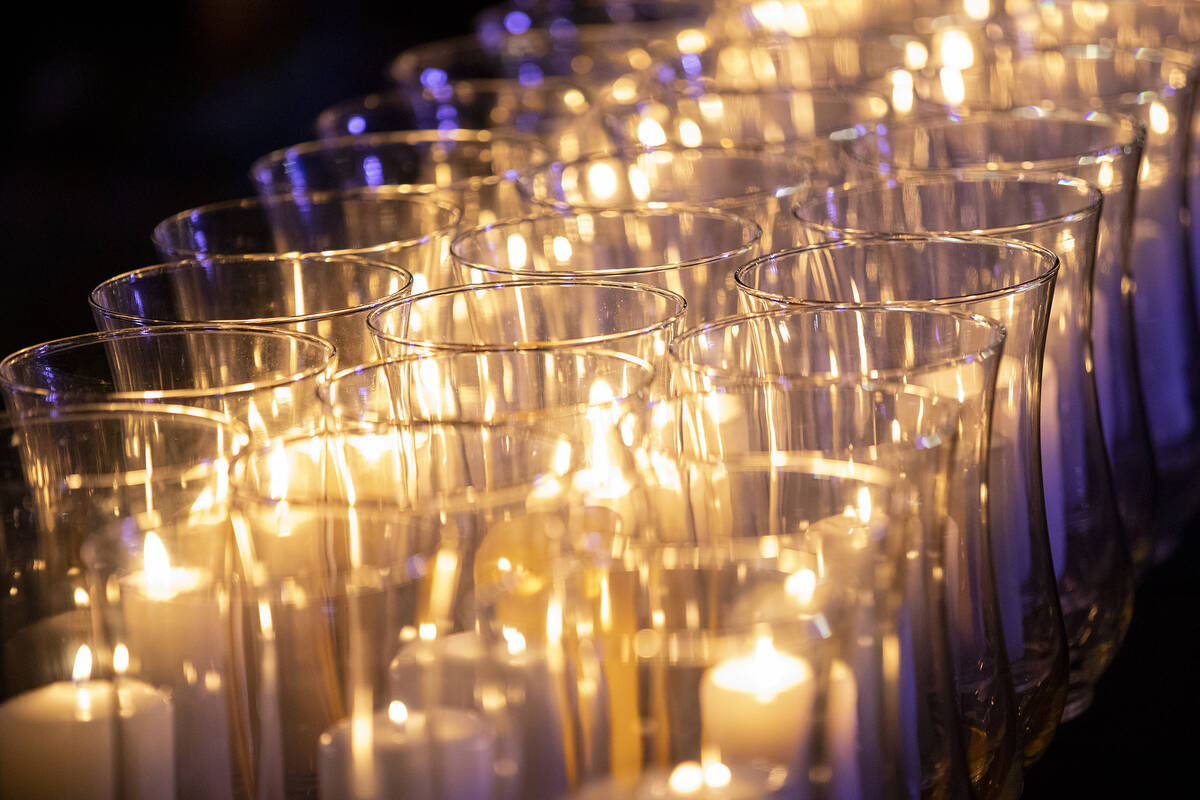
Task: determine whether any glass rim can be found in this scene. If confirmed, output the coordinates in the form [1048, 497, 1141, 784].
[230, 423, 608, 516]
[648, 80, 894, 107]
[0, 323, 337, 404]
[249, 127, 549, 187]
[734, 233, 1061, 309]
[388, 26, 695, 81]
[1021, 41, 1198, 77]
[518, 144, 816, 208]
[366, 277, 687, 352]
[450, 206, 763, 277]
[88, 253, 415, 327]
[669, 304, 1007, 387]
[793, 172, 1104, 238]
[322, 75, 593, 113]
[151, 190, 463, 260]
[6, 401, 250, 489]
[856, 105, 1146, 176]
[319, 348, 657, 427]
[942, 43, 1198, 107]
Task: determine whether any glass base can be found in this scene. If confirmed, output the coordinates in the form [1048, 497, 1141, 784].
[1061, 683, 1096, 723]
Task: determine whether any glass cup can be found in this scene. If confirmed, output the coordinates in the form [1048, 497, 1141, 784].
[596, 85, 892, 185]
[315, 78, 611, 162]
[844, 107, 1154, 598]
[650, 27, 922, 92]
[517, 145, 814, 249]
[450, 206, 762, 326]
[88, 254, 413, 368]
[152, 190, 460, 295]
[320, 349, 654, 432]
[736, 234, 1076, 765]
[0, 324, 336, 443]
[0, 405, 247, 799]
[367, 278, 686, 368]
[482, 465, 968, 799]
[230, 410, 651, 798]
[670, 304, 1017, 796]
[913, 37, 1200, 559]
[389, 21, 696, 101]
[250, 129, 548, 229]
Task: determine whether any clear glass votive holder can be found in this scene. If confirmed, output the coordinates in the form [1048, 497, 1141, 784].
[476, 452, 971, 799]
[516, 145, 814, 250]
[88, 253, 413, 368]
[315, 77, 610, 162]
[0, 405, 247, 800]
[367, 278, 686, 368]
[736, 233, 1076, 765]
[230, 411, 652, 798]
[152, 190, 460, 295]
[0, 324, 336, 443]
[669, 302, 1020, 791]
[450, 206, 761, 327]
[843, 107, 1154, 589]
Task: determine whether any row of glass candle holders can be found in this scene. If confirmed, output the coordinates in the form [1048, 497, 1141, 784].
[9, 0, 1200, 797]
[0, 236, 1136, 800]
[0, 302, 1009, 800]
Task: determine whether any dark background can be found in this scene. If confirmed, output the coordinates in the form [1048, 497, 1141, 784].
[6, 2, 1197, 796]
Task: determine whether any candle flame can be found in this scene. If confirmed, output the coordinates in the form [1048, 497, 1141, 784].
[143, 532, 174, 598]
[502, 626, 527, 655]
[940, 30, 975, 70]
[506, 233, 528, 268]
[668, 762, 704, 793]
[703, 761, 732, 788]
[72, 644, 93, 683]
[113, 643, 129, 675]
[712, 636, 809, 703]
[587, 162, 618, 200]
[857, 487, 872, 523]
[388, 700, 408, 725]
[785, 568, 816, 604]
[637, 118, 668, 147]
[1150, 102, 1170, 135]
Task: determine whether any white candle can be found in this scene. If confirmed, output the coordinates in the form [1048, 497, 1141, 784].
[317, 702, 493, 800]
[825, 660, 861, 800]
[0, 645, 175, 799]
[573, 761, 777, 798]
[122, 532, 235, 800]
[700, 636, 814, 768]
[390, 629, 569, 799]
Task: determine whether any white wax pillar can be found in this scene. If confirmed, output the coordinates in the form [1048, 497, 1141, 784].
[0, 648, 175, 799]
[700, 637, 814, 768]
[122, 533, 234, 800]
[317, 704, 493, 800]
[390, 630, 568, 799]
[826, 660, 861, 800]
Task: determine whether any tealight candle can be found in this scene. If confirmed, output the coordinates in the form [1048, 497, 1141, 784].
[0, 645, 175, 799]
[122, 532, 234, 800]
[317, 701, 493, 800]
[700, 636, 814, 768]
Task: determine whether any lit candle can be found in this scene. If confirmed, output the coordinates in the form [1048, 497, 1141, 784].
[700, 636, 814, 767]
[0, 645, 175, 799]
[122, 532, 235, 800]
[390, 628, 568, 799]
[317, 700, 493, 800]
[573, 761, 780, 799]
